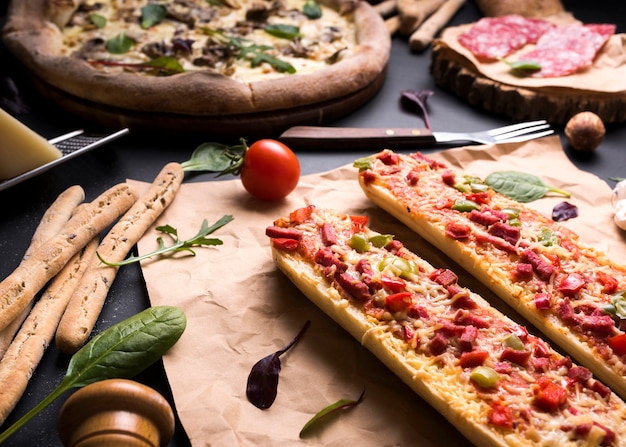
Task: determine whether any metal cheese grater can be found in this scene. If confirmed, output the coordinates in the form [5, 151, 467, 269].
[0, 128, 129, 191]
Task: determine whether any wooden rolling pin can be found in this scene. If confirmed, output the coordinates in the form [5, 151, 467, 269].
[58, 379, 175, 447]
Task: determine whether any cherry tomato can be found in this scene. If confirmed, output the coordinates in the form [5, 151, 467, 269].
[240, 139, 300, 201]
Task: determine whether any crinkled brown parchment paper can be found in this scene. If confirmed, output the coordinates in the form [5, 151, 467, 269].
[132, 136, 626, 447]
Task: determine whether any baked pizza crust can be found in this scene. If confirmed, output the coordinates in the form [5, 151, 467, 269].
[2, 0, 390, 117]
[358, 166, 626, 401]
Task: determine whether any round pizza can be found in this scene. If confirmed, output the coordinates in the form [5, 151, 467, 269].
[1, 0, 390, 135]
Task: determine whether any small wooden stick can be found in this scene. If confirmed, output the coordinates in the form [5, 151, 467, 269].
[398, 0, 446, 36]
[409, 0, 465, 52]
[373, 0, 398, 18]
[385, 15, 401, 35]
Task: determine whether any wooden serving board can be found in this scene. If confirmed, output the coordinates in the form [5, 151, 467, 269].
[430, 29, 626, 125]
[27, 68, 387, 140]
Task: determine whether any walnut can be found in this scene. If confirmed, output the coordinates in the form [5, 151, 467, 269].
[564, 111, 606, 152]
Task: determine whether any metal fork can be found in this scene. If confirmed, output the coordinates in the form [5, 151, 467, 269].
[279, 120, 555, 150]
[432, 120, 554, 145]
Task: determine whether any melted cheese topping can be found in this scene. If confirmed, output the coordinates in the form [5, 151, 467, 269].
[269, 206, 626, 446]
[361, 151, 626, 390]
[58, 0, 357, 82]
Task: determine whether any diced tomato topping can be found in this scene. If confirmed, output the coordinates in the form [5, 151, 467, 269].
[465, 192, 489, 205]
[381, 275, 406, 292]
[597, 271, 619, 294]
[558, 273, 586, 297]
[289, 205, 315, 224]
[271, 238, 300, 250]
[435, 197, 455, 209]
[533, 378, 568, 412]
[534, 292, 552, 310]
[349, 215, 369, 233]
[608, 333, 626, 356]
[459, 350, 489, 368]
[489, 402, 514, 429]
[385, 292, 413, 313]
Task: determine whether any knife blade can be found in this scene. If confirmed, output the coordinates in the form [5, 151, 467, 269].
[278, 126, 437, 150]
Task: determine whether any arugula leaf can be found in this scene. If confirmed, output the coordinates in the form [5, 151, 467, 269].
[0, 306, 186, 443]
[299, 388, 366, 437]
[106, 32, 134, 54]
[141, 4, 167, 29]
[485, 171, 570, 203]
[97, 216, 234, 266]
[201, 28, 296, 73]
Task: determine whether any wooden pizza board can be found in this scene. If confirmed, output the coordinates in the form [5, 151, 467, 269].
[430, 37, 626, 126]
[26, 68, 387, 140]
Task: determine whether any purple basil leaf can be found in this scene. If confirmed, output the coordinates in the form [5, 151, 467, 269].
[246, 320, 310, 409]
[401, 89, 434, 130]
[552, 201, 578, 221]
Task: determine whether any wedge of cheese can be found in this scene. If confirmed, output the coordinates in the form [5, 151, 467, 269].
[0, 108, 62, 180]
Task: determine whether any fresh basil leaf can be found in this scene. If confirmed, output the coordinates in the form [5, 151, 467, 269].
[181, 141, 246, 172]
[106, 32, 134, 54]
[485, 171, 570, 203]
[145, 56, 185, 74]
[249, 52, 296, 73]
[0, 306, 186, 443]
[89, 13, 107, 29]
[141, 3, 167, 29]
[303, 0, 322, 19]
[264, 24, 302, 39]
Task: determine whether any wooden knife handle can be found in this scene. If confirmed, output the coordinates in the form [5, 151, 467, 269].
[279, 126, 437, 150]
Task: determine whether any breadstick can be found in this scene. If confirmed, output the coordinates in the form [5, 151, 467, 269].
[373, 0, 397, 18]
[0, 237, 98, 425]
[0, 185, 85, 359]
[0, 183, 138, 333]
[385, 15, 401, 35]
[398, 0, 446, 36]
[56, 162, 185, 355]
[409, 0, 465, 52]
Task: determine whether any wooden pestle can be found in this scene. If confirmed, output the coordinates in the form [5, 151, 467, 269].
[58, 379, 175, 447]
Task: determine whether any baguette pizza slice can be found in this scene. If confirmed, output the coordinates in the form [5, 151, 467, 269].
[356, 149, 626, 402]
[266, 205, 626, 447]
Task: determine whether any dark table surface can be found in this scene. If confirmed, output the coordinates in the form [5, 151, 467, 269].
[1, 0, 626, 445]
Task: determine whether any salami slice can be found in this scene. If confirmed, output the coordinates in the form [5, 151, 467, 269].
[458, 15, 555, 60]
[520, 23, 616, 77]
